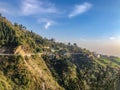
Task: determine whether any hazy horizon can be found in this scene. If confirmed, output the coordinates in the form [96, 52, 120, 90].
[55, 38, 120, 57]
[78, 39, 120, 57]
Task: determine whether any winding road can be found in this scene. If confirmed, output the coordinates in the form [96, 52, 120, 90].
[0, 53, 43, 57]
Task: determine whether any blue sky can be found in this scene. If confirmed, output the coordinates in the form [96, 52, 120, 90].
[0, 0, 120, 56]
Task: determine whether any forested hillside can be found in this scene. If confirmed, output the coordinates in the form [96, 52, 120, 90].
[0, 14, 120, 90]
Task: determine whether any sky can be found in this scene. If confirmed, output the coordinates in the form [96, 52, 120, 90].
[0, 0, 120, 56]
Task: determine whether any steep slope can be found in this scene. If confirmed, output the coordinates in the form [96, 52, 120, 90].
[0, 15, 64, 90]
[43, 50, 120, 90]
[0, 55, 63, 90]
[0, 15, 120, 90]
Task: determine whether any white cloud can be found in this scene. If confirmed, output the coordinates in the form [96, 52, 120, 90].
[21, 0, 58, 16]
[69, 2, 92, 18]
[45, 22, 52, 29]
[20, 0, 59, 29]
[109, 37, 116, 40]
[38, 18, 55, 29]
[109, 36, 120, 41]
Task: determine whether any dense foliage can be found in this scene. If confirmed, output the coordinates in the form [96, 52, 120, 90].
[0, 14, 120, 90]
